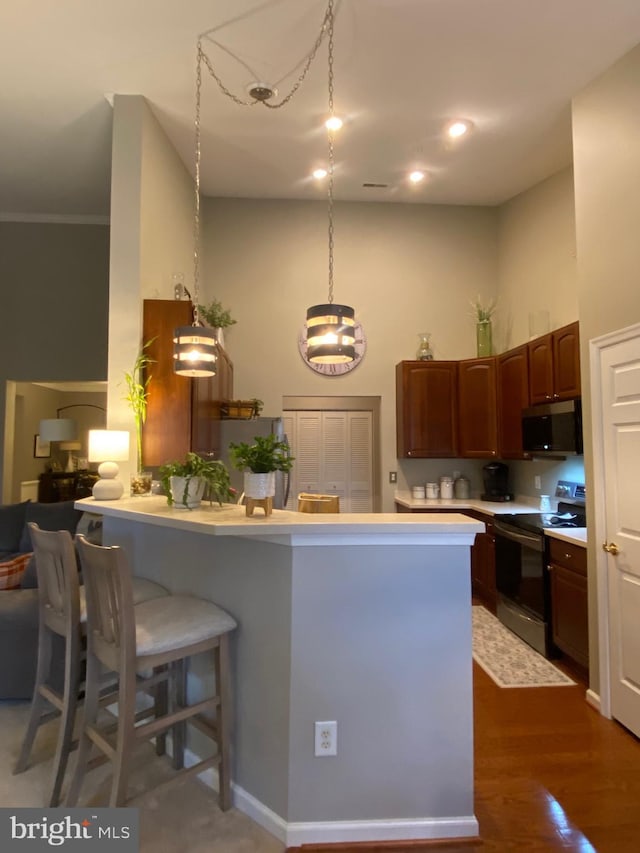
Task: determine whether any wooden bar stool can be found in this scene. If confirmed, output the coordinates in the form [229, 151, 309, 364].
[67, 535, 237, 809]
[13, 524, 169, 806]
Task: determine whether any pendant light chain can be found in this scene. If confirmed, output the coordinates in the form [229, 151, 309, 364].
[327, 0, 335, 305]
[198, 3, 333, 110]
[192, 43, 204, 327]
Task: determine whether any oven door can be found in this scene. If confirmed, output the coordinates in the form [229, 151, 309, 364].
[494, 519, 546, 621]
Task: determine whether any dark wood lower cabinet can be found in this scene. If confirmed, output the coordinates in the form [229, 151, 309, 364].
[548, 538, 588, 669]
[470, 515, 496, 613]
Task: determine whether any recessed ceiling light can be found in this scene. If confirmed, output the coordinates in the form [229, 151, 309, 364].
[446, 119, 473, 139]
[409, 170, 426, 184]
[325, 115, 343, 132]
[312, 168, 328, 180]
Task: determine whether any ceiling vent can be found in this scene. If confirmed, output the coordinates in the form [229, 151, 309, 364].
[362, 182, 389, 188]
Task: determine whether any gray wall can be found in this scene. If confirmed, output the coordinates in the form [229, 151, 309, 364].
[201, 197, 499, 509]
[572, 42, 640, 694]
[0, 222, 109, 497]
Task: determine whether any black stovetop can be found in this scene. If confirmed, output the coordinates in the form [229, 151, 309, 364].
[499, 500, 586, 534]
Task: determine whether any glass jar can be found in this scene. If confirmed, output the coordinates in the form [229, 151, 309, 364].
[416, 333, 434, 361]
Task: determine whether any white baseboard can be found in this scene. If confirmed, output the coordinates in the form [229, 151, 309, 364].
[182, 747, 477, 846]
[284, 817, 479, 847]
[586, 688, 601, 712]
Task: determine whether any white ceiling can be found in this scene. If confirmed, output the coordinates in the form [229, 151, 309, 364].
[2, 0, 640, 217]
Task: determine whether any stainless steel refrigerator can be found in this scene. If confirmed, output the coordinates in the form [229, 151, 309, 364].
[217, 417, 290, 509]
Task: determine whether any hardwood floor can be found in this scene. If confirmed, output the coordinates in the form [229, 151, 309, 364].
[288, 662, 640, 853]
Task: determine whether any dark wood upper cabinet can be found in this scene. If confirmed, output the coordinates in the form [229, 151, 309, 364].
[497, 344, 530, 459]
[457, 357, 498, 458]
[553, 321, 581, 400]
[528, 321, 580, 404]
[528, 333, 554, 404]
[142, 299, 233, 467]
[396, 361, 458, 458]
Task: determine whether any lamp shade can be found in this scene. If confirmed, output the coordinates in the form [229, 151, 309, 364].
[173, 326, 217, 377]
[39, 418, 77, 442]
[306, 303, 356, 363]
[88, 430, 130, 463]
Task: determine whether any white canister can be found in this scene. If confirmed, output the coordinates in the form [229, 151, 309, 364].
[539, 494, 551, 512]
[454, 476, 470, 500]
[440, 477, 454, 500]
[425, 482, 439, 499]
[412, 485, 426, 500]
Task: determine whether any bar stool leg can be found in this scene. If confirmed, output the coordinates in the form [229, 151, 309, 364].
[155, 665, 168, 757]
[66, 650, 101, 806]
[109, 668, 137, 807]
[217, 633, 233, 811]
[14, 623, 54, 774]
[171, 659, 187, 771]
[49, 630, 82, 806]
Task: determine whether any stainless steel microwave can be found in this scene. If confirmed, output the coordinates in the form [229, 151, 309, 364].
[522, 399, 583, 456]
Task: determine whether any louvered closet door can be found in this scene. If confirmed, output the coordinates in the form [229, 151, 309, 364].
[285, 410, 373, 512]
[348, 412, 373, 512]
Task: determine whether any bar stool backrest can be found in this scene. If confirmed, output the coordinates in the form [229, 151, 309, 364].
[29, 523, 81, 639]
[75, 535, 136, 674]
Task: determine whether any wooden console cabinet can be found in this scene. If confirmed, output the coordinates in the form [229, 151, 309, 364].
[141, 300, 233, 467]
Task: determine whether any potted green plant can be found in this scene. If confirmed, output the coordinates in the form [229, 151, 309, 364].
[198, 299, 236, 346]
[123, 339, 155, 496]
[159, 452, 234, 509]
[229, 434, 293, 500]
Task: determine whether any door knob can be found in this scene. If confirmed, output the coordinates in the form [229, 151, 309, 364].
[602, 542, 620, 555]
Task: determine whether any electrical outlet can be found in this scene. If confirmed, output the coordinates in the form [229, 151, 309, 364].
[534, 476, 541, 490]
[389, 471, 397, 484]
[314, 721, 337, 756]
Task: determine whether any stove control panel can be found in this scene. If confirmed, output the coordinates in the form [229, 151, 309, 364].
[555, 480, 586, 503]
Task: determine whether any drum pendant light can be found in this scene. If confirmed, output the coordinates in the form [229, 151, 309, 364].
[173, 41, 217, 377]
[306, 0, 356, 364]
[176, 1, 342, 373]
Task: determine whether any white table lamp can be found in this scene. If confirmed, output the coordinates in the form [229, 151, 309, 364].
[88, 430, 130, 500]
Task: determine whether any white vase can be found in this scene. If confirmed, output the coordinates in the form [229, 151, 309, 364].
[170, 475, 205, 508]
[244, 472, 275, 499]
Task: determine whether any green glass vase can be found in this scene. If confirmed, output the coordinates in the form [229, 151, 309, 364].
[476, 320, 492, 357]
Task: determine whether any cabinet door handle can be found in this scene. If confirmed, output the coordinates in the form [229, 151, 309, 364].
[602, 541, 620, 556]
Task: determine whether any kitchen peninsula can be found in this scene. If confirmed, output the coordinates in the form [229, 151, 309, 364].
[76, 496, 482, 847]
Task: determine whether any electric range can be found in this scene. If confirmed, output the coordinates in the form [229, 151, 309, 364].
[493, 481, 585, 657]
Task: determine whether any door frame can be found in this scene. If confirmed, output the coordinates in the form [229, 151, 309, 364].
[589, 319, 640, 720]
[282, 395, 382, 512]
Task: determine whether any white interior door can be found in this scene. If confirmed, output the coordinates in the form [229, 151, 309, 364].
[600, 332, 640, 737]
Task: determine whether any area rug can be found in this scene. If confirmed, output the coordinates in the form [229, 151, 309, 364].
[472, 605, 575, 688]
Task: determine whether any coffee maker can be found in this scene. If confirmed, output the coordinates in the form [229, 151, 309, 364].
[481, 462, 513, 502]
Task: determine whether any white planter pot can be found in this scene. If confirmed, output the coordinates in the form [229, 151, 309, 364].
[244, 472, 275, 499]
[169, 475, 206, 509]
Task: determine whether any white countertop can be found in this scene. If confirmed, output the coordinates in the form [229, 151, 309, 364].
[77, 495, 483, 545]
[394, 490, 539, 515]
[543, 527, 587, 546]
[394, 490, 588, 547]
